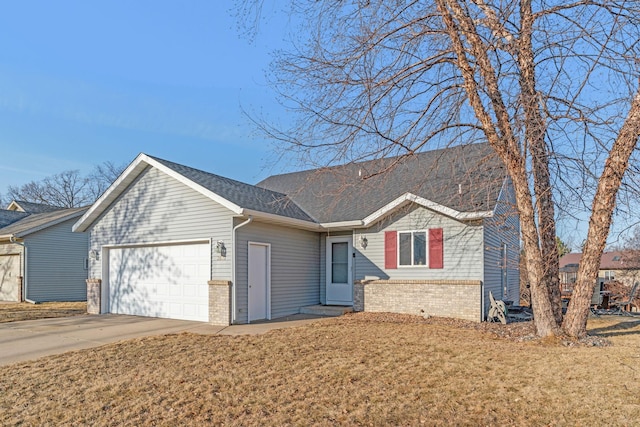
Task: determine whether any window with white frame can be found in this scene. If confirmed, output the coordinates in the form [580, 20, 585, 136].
[398, 231, 427, 266]
[604, 270, 615, 281]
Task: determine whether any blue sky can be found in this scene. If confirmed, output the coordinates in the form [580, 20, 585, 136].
[0, 1, 631, 248]
[0, 1, 289, 191]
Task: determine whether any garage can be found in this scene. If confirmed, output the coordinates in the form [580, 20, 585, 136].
[107, 242, 210, 322]
[0, 254, 21, 301]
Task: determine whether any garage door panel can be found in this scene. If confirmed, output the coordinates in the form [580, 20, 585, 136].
[0, 254, 20, 302]
[108, 243, 210, 322]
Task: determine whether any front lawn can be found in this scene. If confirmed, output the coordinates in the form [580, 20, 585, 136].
[1, 313, 639, 425]
[0, 301, 87, 323]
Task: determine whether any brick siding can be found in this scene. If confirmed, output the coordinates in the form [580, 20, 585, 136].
[86, 278, 102, 314]
[208, 280, 232, 325]
[354, 279, 483, 322]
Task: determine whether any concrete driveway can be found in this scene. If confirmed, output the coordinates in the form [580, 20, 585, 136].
[0, 313, 325, 366]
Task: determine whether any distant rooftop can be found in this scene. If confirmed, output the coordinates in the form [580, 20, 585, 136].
[7, 200, 65, 214]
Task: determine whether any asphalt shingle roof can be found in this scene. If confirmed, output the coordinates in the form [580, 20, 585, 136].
[560, 251, 640, 271]
[257, 143, 506, 223]
[148, 156, 315, 222]
[0, 210, 29, 228]
[0, 207, 87, 237]
[9, 201, 64, 214]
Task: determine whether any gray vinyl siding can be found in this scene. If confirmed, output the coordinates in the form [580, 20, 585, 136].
[483, 178, 520, 316]
[235, 220, 320, 323]
[88, 166, 235, 281]
[25, 218, 89, 302]
[355, 204, 485, 282]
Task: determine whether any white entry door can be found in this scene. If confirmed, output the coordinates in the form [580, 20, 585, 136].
[326, 237, 353, 305]
[248, 242, 270, 322]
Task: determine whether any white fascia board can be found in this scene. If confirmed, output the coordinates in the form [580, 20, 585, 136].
[319, 220, 364, 230]
[143, 155, 243, 215]
[359, 192, 493, 227]
[73, 154, 149, 232]
[6, 201, 22, 211]
[73, 153, 245, 233]
[240, 209, 323, 231]
[361, 194, 414, 226]
[408, 194, 493, 220]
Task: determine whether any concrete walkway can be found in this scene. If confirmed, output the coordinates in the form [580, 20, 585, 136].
[0, 313, 327, 367]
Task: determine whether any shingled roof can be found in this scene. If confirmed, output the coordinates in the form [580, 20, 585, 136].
[257, 143, 506, 223]
[7, 201, 64, 214]
[148, 156, 315, 222]
[0, 207, 87, 238]
[0, 210, 29, 228]
[75, 144, 508, 233]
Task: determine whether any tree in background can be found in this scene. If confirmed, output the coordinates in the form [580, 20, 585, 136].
[241, 1, 640, 337]
[556, 237, 571, 258]
[4, 161, 126, 209]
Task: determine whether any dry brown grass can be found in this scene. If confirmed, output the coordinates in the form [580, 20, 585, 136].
[1, 313, 640, 426]
[0, 301, 87, 323]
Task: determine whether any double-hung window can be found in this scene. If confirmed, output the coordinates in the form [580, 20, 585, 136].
[384, 228, 443, 269]
[398, 231, 427, 266]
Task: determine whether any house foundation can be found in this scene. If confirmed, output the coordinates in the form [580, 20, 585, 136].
[354, 279, 483, 322]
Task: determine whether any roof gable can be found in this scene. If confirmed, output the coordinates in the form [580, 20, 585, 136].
[73, 153, 316, 233]
[7, 200, 64, 214]
[257, 143, 505, 223]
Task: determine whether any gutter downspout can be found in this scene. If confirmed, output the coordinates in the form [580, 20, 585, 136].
[9, 236, 35, 304]
[231, 216, 252, 324]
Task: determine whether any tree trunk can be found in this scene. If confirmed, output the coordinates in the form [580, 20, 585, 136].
[438, 0, 560, 335]
[563, 86, 640, 337]
[517, 0, 562, 325]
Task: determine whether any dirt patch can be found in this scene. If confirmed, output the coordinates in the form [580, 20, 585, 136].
[0, 301, 87, 323]
[1, 312, 639, 426]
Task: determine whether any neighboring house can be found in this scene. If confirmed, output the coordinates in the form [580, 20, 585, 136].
[560, 251, 640, 290]
[0, 202, 89, 302]
[73, 143, 519, 324]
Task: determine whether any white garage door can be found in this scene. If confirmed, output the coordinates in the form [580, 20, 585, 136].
[108, 243, 210, 322]
[0, 254, 20, 302]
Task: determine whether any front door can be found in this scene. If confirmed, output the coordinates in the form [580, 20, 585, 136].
[326, 236, 353, 305]
[248, 242, 270, 322]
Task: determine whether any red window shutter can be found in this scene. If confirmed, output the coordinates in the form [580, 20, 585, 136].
[384, 231, 397, 269]
[429, 228, 444, 269]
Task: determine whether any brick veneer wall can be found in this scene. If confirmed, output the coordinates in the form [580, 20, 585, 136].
[208, 280, 232, 325]
[86, 278, 102, 314]
[354, 279, 483, 322]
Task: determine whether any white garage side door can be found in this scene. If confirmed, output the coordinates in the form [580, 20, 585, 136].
[108, 243, 210, 322]
[0, 254, 20, 302]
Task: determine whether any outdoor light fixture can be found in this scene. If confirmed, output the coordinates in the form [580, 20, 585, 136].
[359, 236, 368, 249]
[89, 249, 100, 261]
[216, 240, 227, 257]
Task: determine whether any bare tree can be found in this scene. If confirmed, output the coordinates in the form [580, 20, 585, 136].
[5, 161, 126, 208]
[241, 1, 640, 337]
[86, 161, 127, 201]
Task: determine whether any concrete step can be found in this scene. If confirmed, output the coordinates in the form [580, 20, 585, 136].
[300, 304, 353, 317]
